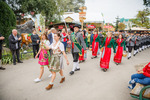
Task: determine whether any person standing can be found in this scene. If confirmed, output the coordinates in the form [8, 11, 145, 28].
[0, 33, 5, 70]
[126, 31, 135, 59]
[100, 32, 116, 72]
[113, 34, 126, 65]
[61, 28, 68, 52]
[48, 28, 56, 55]
[69, 24, 87, 75]
[87, 31, 91, 48]
[31, 29, 40, 58]
[91, 29, 101, 59]
[9, 29, 23, 65]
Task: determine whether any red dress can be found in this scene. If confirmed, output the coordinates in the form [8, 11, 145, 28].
[114, 39, 123, 63]
[100, 37, 112, 69]
[92, 34, 99, 56]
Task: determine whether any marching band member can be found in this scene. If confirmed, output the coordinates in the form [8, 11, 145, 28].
[133, 32, 140, 56]
[126, 31, 135, 59]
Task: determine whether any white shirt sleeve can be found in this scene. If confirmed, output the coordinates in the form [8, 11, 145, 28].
[46, 40, 50, 46]
[59, 42, 64, 52]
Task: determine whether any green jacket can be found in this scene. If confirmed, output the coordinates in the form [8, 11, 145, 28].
[91, 35, 101, 46]
[102, 37, 116, 53]
[115, 40, 126, 51]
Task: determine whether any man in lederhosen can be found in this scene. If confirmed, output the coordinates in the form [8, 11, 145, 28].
[126, 31, 135, 59]
[69, 24, 87, 75]
[133, 32, 140, 56]
[138, 32, 142, 52]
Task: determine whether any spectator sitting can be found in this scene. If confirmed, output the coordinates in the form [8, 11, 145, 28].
[128, 62, 150, 89]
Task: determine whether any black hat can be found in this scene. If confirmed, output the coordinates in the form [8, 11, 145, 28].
[128, 31, 133, 33]
[73, 24, 81, 28]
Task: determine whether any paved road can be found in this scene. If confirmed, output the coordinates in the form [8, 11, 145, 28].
[0, 49, 150, 100]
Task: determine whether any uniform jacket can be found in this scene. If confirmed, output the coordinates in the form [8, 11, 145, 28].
[126, 35, 135, 46]
[70, 31, 86, 53]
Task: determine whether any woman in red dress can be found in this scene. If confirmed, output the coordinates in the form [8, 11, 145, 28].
[100, 32, 116, 72]
[114, 34, 126, 65]
[91, 29, 101, 59]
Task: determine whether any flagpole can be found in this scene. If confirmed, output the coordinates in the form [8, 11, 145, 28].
[62, 15, 68, 34]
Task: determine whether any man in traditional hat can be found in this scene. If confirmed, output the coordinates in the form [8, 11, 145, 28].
[126, 31, 135, 59]
[133, 32, 141, 56]
[69, 24, 87, 75]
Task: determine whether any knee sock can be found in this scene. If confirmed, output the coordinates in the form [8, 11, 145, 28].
[49, 82, 53, 85]
[76, 62, 80, 69]
[134, 51, 136, 55]
[128, 53, 131, 57]
[72, 62, 77, 71]
[61, 76, 65, 78]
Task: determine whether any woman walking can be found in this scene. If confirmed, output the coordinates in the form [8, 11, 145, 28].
[114, 34, 126, 65]
[44, 33, 69, 90]
[91, 29, 101, 59]
[34, 33, 51, 83]
[100, 32, 116, 72]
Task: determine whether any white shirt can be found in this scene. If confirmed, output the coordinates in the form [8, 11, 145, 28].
[49, 41, 64, 52]
[51, 33, 56, 43]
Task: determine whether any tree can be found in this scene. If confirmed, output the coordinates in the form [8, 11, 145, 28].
[118, 23, 126, 30]
[0, 1, 16, 47]
[4, 0, 85, 24]
[143, 0, 150, 7]
[130, 8, 150, 29]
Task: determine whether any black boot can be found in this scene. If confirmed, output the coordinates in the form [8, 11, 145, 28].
[75, 68, 80, 71]
[18, 61, 23, 63]
[69, 71, 74, 75]
[0, 67, 6, 70]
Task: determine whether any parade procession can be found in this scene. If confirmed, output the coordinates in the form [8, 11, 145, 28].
[0, 0, 150, 100]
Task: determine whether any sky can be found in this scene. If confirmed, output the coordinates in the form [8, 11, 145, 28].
[85, 0, 146, 24]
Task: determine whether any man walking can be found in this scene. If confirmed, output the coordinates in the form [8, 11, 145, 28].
[69, 24, 87, 75]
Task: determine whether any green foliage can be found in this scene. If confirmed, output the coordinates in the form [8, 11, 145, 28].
[0, 1, 16, 47]
[143, 0, 150, 7]
[118, 23, 126, 30]
[5, 0, 85, 23]
[2, 48, 33, 65]
[56, 0, 85, 13]
[130, 8, 150, 29]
